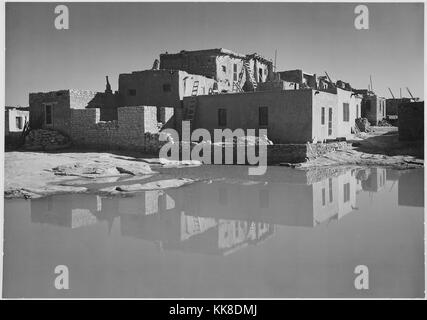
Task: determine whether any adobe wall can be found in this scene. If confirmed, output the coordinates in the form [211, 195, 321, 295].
[361, 95, 386, 125]
[118, 70, 216, 108]
[386, 98, 411, 117]
[312, 90, 338, 141]
[335, 88, 362, 137]
[5, 108, 29, 134]
[398, 102, 424, 141]
[29, 89, 98, 136]
[29, 90, 71, 135]
[186, 90, 314, 144]
[70, 106, 162, 152]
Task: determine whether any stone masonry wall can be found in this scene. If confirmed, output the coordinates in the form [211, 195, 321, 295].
[70, 106, 162, 152]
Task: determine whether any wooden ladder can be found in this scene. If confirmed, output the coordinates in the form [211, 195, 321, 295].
[244, 61, 258, 91]
[185, 80, 199, 121]
[233, 65, 246, 92]
[192, 216, 201, 233]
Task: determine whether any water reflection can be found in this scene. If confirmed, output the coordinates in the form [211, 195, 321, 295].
[5, 166, 423, 298]
[398, 170, 424, 207]
[28, 167, 397, 256]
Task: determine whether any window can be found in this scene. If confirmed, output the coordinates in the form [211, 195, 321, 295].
[343, 103, 349, 122]
[218, 108, 227, 126]
[222, 65, 226, 73]
[157, 108, 163, 123]
[259, 106, 268, 126]
[162, 84, 171, 92]
[233, 64, 238, 81]
[322, 188, 326, 206]
[329, 178, 333, 203]
[356, 104, 359, 118]
[344, 183, 350, 203]
[328, 108, 333, 135]
[321, 107, 325, 125]
[45, 104, 53, 125]
[128, 89, 136, 96]
[259, 68, 263, 82]
[15, 116, 23, 129]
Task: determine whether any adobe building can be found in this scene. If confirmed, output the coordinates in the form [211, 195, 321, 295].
[118, 69, 216, 109]
[386, 98, 411, 120]
[159, 48, 273, 93]
[336, 88, 362, 137]
[398, 101, 424, 141]
[277, 69, 318, 90]
[357, 90, 386, 125]
[184, 88, 356, 144]
[5, 106, 29, 136]
[29, 89, 99, 136]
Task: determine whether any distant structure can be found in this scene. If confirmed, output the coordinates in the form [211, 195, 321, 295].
[5, 106, 29, 137]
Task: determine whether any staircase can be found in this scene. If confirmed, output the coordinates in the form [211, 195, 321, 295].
[243, 61, 258, 91]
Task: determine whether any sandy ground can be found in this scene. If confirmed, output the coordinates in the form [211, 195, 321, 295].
[4, 127, 423, 199]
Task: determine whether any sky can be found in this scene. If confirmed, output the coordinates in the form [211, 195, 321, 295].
[5, 2, 424, 106]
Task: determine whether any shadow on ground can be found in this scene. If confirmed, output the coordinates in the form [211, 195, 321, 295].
[350, 127, 424, 159]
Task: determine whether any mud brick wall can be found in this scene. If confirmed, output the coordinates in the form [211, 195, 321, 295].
[29, 90, 71, 134]
[70, 106, 162, 151]
[398, 102, 424, 141]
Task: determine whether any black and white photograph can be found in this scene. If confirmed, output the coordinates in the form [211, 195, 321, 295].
[0, 1, 425, 302]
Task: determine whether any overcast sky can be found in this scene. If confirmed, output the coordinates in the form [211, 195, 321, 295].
[5, 2, 424, 106]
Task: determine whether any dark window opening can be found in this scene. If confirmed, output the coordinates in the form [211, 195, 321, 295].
[356, 104, 359, 118]
[16, 116, 23, 129]
[344, 183, 350, 203]
[343, 103, 349, 122]
[321, 107, 325, 125]
[259, 68, 263, 82]
[328, 108, 333, 135]
[259, 106, 268, 126]
[233, 64, 238, 81]
[222, 65, 226, 73]
[329, 178, 333, 202]
[163, 84, 171, 92]
[218, 108, 227, 127]
[45, 104, 53, 125]
[128, 89, 136, 96]
[322, 188, 326, 206]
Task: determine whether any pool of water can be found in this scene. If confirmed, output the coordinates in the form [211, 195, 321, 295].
[3, 166, 424, 298]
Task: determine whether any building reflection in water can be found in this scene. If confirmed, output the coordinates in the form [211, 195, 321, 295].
[398, 170, 424, 207]
[30, 167, 387, 256]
